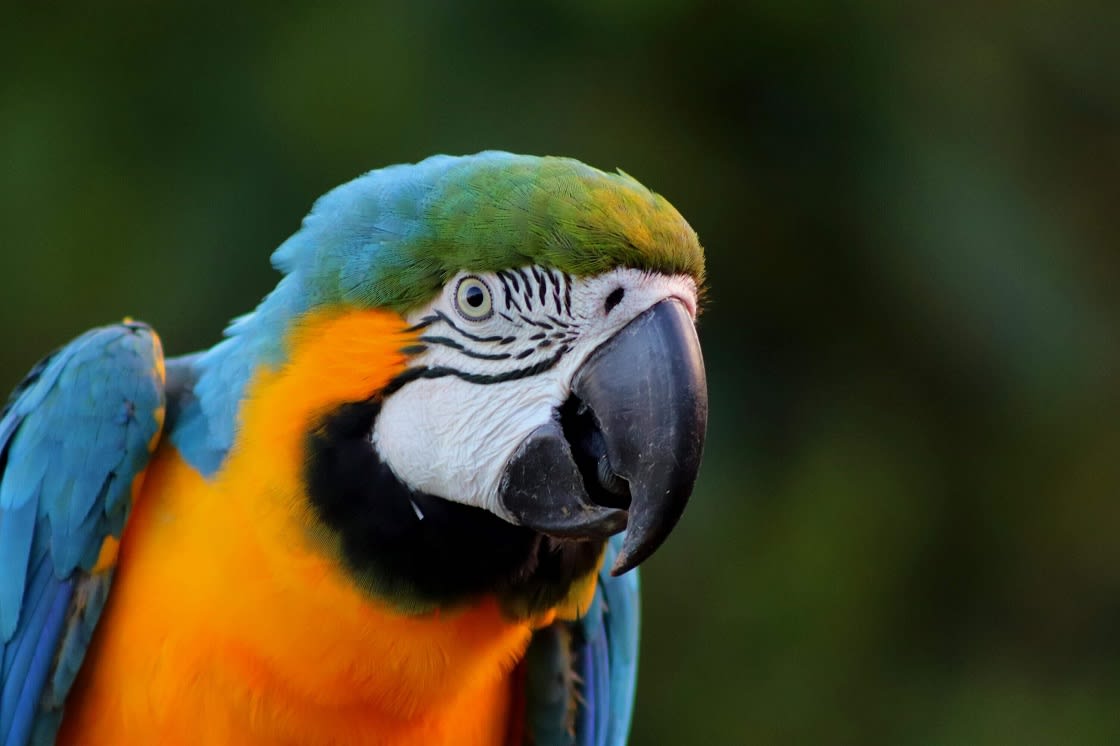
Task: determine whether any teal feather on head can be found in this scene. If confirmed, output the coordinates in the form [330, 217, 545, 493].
[276, 151, 704, 313]
[181, 151, 703, 473]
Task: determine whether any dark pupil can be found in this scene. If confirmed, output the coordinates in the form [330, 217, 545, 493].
[465, 285, 485, 308]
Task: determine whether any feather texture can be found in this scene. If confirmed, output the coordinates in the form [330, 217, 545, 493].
[0, 323, 165, 746]
[526, 533, 640, 746]
[176, 152, 703, 474]
[5, 153, 692, 744]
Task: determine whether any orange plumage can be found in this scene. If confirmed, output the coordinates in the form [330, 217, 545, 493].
[57, 309, 592, 745]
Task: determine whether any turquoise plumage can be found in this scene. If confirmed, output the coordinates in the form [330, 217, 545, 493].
[0, 323, 165, 745]
[173, 151, 701, 478]
[0, 152, 704, 745]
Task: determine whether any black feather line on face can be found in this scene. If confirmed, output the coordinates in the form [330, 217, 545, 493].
[518, 268, 535, 307]
[547, 269, 563, 316]
[381, 348, 567, 397]
[430, 311, 508, 343]
[533, 268, 547, 306]
[420, 336, 513, 361]
[304, 400, 604, 615]
[519, 314, 553, 330]
[546, 315, 572, 329]
[496, 272, 521, 312]
[404, 315, 440, 333]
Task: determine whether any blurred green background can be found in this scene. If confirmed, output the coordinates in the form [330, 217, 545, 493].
[3, 2, 1119, 743]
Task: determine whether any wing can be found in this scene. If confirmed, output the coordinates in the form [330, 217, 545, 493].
[523, 533, 641, 746]
[0, 322, 165, 746]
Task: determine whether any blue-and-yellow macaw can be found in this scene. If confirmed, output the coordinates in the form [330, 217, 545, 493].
[0, 152, 707, 745]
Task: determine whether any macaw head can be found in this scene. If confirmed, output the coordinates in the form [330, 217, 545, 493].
[187, 152, 707, 616]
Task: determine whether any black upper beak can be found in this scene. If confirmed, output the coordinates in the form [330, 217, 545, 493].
[498, 299, 708, 575]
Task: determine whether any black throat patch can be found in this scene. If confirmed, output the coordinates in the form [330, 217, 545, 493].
[304, 400, 605, 617]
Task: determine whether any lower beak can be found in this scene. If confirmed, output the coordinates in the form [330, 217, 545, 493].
[498, 299, 708, 575]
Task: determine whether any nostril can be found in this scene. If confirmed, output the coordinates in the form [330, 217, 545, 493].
[604, 287, 625, 314]
[559, 395, 632, 510]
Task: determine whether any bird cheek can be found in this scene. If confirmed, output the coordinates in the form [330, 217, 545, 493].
[374, 376, 559, 517]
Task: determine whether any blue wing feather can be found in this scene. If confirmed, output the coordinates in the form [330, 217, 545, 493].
[600, 547, 639, 746]
[0, 323, 165, 746]
[7, 574, 71, 746]
[573, 624, 605, 745]
[1, 546, 71, 745]
[526, 533, 642, 746]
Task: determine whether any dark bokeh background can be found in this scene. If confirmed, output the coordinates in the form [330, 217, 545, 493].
[3, 2, 1118, 743]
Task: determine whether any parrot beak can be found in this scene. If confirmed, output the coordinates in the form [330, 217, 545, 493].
[498, 299, 708, 576]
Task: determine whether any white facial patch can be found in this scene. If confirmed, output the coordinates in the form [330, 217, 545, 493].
[371, 267, 699, 519]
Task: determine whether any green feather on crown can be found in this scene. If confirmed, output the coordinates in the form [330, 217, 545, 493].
[275, 151, 705, 313]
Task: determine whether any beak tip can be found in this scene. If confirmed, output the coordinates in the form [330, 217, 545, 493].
[609, 554, 633, 577]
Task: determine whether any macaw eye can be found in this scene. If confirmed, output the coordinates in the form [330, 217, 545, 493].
[454, 276, 493, 321]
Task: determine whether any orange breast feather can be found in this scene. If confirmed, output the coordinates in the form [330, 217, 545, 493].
[57, 309, 538, 745]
